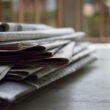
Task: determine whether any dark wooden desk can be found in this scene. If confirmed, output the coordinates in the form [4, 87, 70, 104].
[9, 44, 110, 110]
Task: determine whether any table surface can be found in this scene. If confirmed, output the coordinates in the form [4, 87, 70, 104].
[9, 44, 110, 110]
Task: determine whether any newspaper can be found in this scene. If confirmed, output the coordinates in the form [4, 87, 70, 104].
[26, 55, 96, 88]
[5, 43, 89, 79]
[0, 40, 69, 63]
[0, 81, 36, 103]
[0, 51, 53, 62]
[5, 47, 62, 80]
[0, 22, 53, 32]
[0, 40, 69, 53]
[0, 42, 75, 79]
[14, 42, 75, 66]
[0, 22, 97, 108]
[3, 42, 75, 80]
[0, 55, 96, 104]
[0, 42, 46, 52]
[42, 40, 70, 50]
[70, 43, 90, 55]
[0, 28, 74, 42]
[0, 65, 12, 80]
[35, 32, 85, 42]
[5, 67, 42, 81]
[4, 43, 88, 80]
[29, 45, 95, 79]
[26, 56, 96, 89]
[71, 46, 95, 62]
[0, 32, 85, 45]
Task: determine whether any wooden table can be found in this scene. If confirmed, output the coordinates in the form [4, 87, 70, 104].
[9, 44, 110, 110]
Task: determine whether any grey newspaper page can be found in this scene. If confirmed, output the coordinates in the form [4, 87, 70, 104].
[0, 28, 74, 41]
[0, 22, 53, 32]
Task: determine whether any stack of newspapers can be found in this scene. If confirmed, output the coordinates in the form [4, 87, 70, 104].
[0, 22, 96, 108]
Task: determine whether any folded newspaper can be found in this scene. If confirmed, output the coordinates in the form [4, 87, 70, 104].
[0, 22, 97, 109]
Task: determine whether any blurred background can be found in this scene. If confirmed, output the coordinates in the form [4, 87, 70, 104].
[0, 0, 110, 42]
